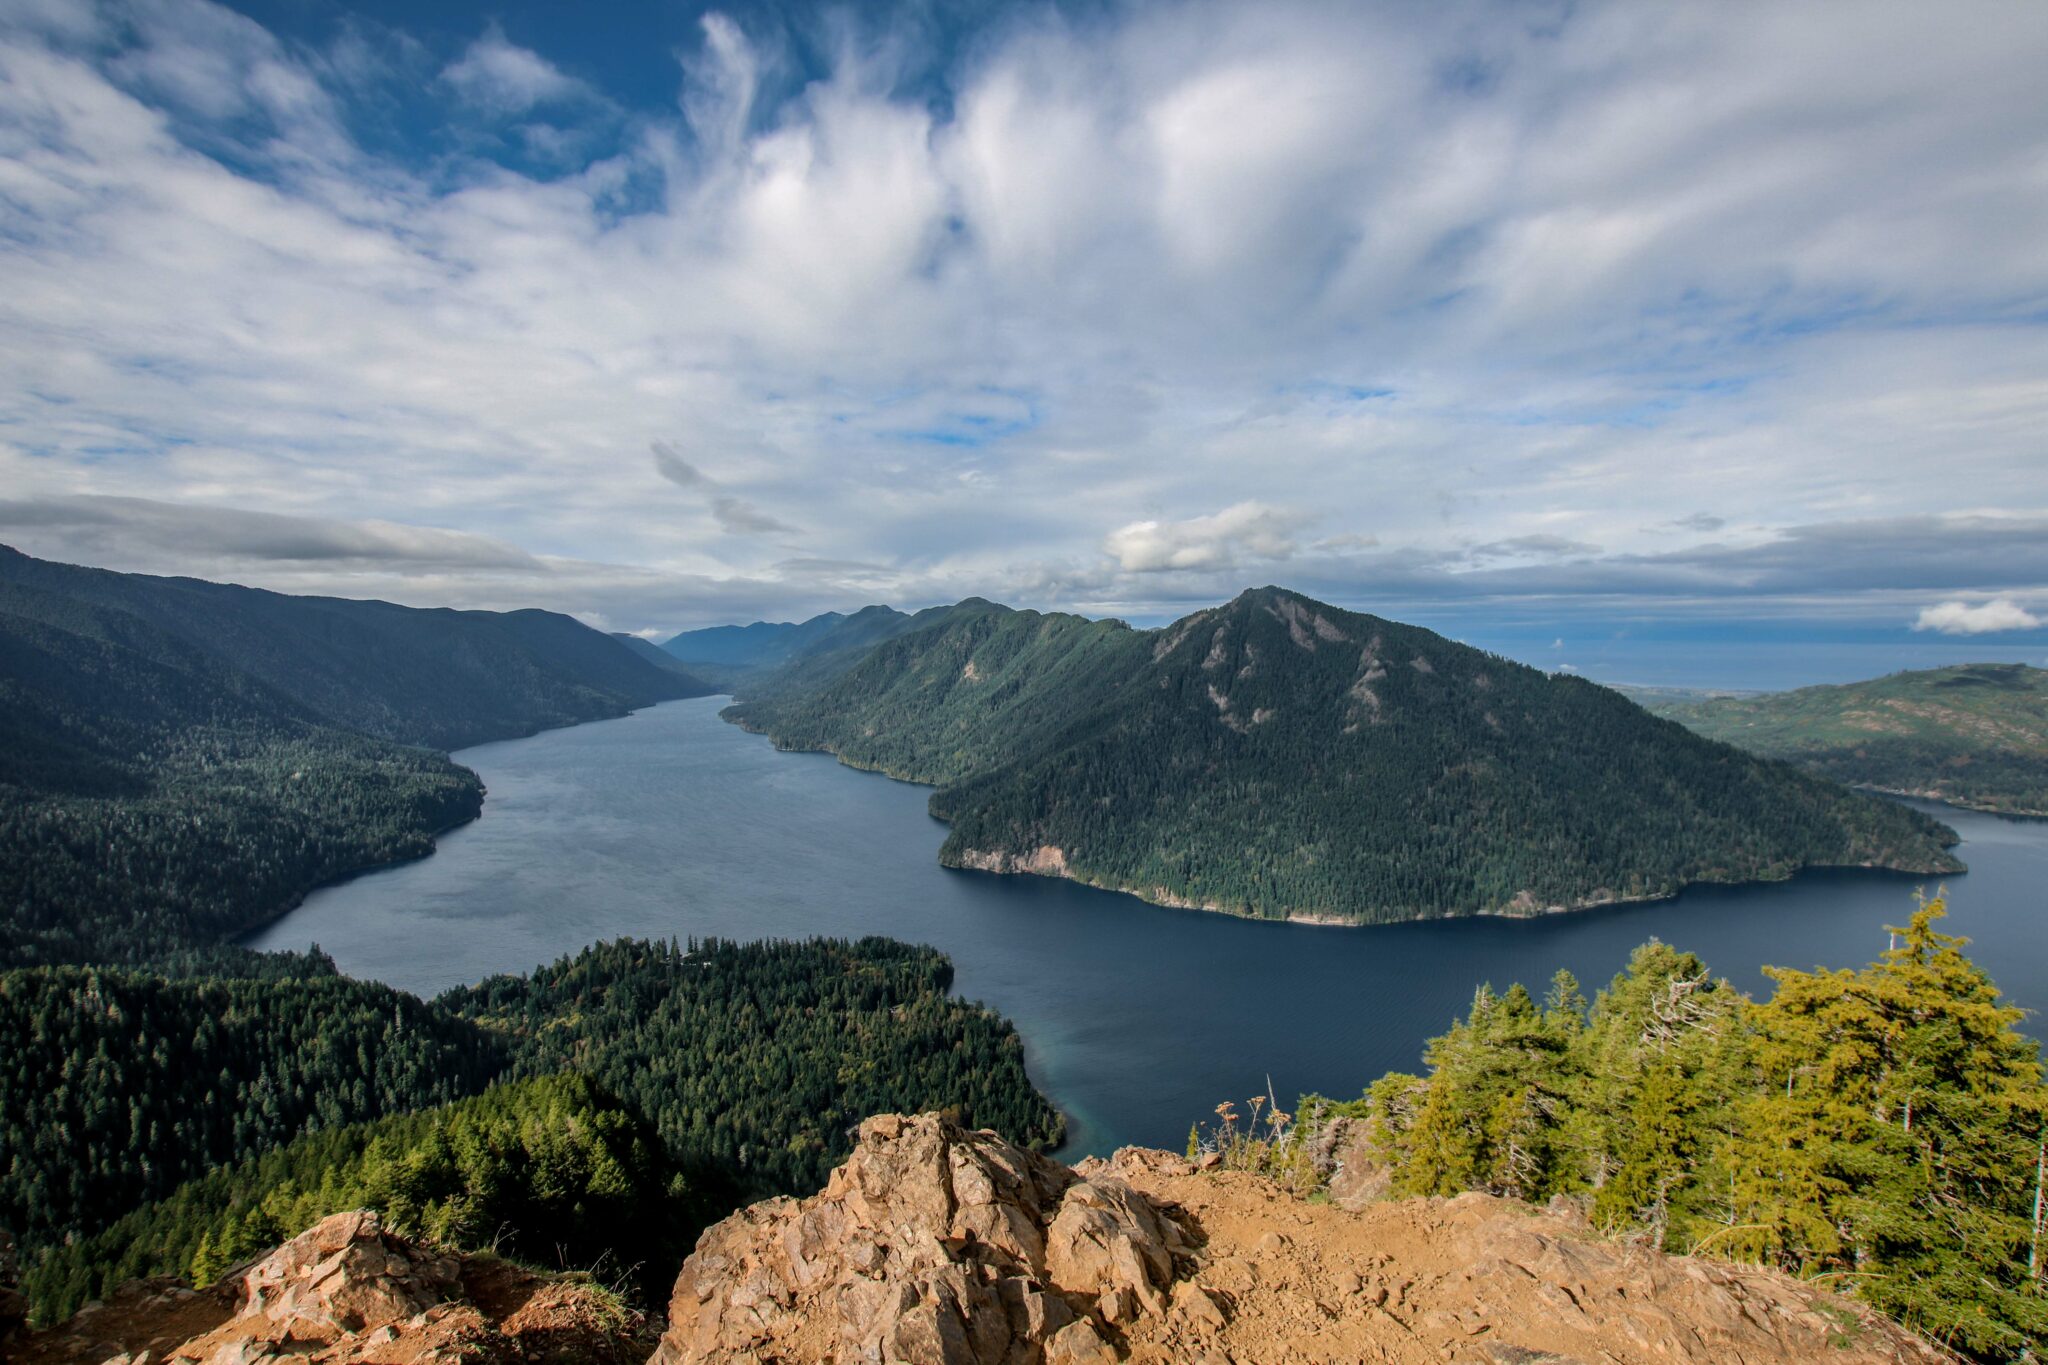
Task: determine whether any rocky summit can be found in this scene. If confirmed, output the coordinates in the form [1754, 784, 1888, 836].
[18, 1115, 1961, 1365]
[652, 1113, 1958, 1365]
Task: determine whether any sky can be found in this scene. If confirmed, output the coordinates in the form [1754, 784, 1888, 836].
[0, 0, 2045, 687]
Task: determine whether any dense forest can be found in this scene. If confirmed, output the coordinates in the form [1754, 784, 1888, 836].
[441, 936, 1063, 1197]
[24, 1074, 691, 1321]
[0, 965, 508, 1255]
[1635, 663, 2048, 815]
[729, 588, 1962, 922]
[1336, 895, 2047, 1360]
[0, 545, 705, 966]
[4, 937, 1060, 1326]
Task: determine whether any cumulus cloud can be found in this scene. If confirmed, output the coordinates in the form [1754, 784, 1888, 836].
[1105, 502, 1311, 573]
[439, 24, 587, 115]
[0, 0, 2043, 639]
[1914, 598, 2043, 635]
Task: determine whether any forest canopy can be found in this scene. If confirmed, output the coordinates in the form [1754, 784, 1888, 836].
[1341, 894, 2048, 1361]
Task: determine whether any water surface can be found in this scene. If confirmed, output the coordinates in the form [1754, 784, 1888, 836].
[250, 697, 2048, 1156]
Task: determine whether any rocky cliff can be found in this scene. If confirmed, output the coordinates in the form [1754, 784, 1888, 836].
[18, 1115, 1958, 1365]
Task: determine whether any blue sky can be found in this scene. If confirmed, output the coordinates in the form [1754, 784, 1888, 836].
[0, 0, 2045, 686]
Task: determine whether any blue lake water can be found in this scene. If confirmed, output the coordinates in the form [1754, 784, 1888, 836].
[249, 696, 2048, 1157]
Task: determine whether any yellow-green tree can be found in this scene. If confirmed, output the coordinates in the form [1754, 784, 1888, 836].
[1718, 896, 2048, 1358]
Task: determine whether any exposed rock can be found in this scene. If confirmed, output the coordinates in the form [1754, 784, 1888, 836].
[652, 1114, 1192, 1365]
[237, 1210, 460, 1335]
[658, 1118, 1956, 1365]
[14, 1212, 651, 1365]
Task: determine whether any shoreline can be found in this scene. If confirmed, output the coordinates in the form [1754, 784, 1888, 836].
[728, 709, 1967, 931]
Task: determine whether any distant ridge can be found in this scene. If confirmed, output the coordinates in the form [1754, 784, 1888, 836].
[727, 586, 1961, 923]
[0, 544, 710, 749]
[612, 631, 715, 687]
[1634, 662, 2048, 815]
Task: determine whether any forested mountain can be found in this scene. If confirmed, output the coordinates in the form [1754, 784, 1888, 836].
[728, 587, 1961, 922]
[0, 600, 485, 967]
[0, 546, 710, 967]
[611, 631, 715, 683]
[1632, 663, 2048, 815]
[1343, 894, 2048, 1360]
[664, 603, 941, 694]
[663, 609, 858, 667]
[5, 937, 1061, 1325]
[0, 545, 708, 749]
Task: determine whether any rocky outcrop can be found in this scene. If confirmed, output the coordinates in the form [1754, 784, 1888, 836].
[15, 1211, 651, 1365]
[26, 1120, 1960, 1365]
[658, 1115, 1956, 1365]
[652, 1113, 1192, 1365]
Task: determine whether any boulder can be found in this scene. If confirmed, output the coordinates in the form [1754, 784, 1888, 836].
[652, 1113, 1194, 1365]
[235, 1210, 461, 1336]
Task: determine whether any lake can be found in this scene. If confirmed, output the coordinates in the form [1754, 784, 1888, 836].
[249, 696, 2048, 1158]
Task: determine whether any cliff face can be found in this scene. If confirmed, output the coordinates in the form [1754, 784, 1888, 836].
[20, 1115, 1957, 1365]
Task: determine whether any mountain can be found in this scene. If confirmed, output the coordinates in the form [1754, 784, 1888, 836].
[727, 587, 1961, 922]
[1630, 663, 2048, 815]
[662, 610, 854, 668]
[0, 545, 709, 749]
[0, 545, 707, 966]
[612, 631, 716, 684]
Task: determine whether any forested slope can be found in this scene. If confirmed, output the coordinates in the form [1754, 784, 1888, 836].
[23, 1074, 689, 1321]
[3, 938, 1062, 1325]
[0, 545, 711, 967]
[729, 587, 1961, 922]
[0, 966, 508, 1255]
[441, 936, 1063, 1198]
[1636, 663, 2048, 815]
[0, 545, 708, 749]
[0, 598, 484, 967]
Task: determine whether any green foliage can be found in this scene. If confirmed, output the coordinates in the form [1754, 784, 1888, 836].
[0, 545, 704, 752]
[0, 545, 706, 968]
[0, 966, 508, 1256]
[1634, 664, 2048, 816]
[24, 1075, 688, 1324]
[441, 936, 1065, 1198]
[730, 588, 1961, 922]
[6, 938, 1061, 1328]
[1355, 895, 2048, 1360]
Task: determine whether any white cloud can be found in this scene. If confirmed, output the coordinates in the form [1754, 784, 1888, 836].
[1914, 598, 2043, 635]
[439, 24, 586, 116]
[1105, 502, 1310, 573]
[0, 0, 2043, 635]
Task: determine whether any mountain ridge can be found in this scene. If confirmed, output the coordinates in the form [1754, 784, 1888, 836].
[726, 586, 1961, 923]
[1633, 662, 2048, 815]
[0, 545, 708, 966]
